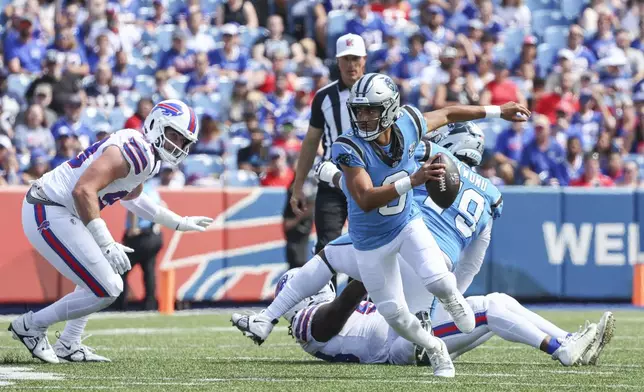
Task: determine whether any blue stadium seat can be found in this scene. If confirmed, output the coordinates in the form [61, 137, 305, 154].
[81, 108, 109, 126]
[183, 154, 225, 179]
[155, 25, 176, 52]
[221, 169, 260, 187]
[536, 43, 556, 78]
[200, 0, 221, 15]
[525, 0, 559, 12]
[135, 75, 156, 97]
[137, 7, 153, 20]
[532, 10, 568, 39]
[6, 74, 33, 97]
[169, 75, 190, 93]
[476, 119, 506, 149]
[121, 91, 142, 111]
[561, 0, 589, 21]
[543, 26, 568, 51]
[167, 0, 184, 16]
[109, 107, 128, 130]
[503, 27, 526, 55]
[217, 78, 234, 101]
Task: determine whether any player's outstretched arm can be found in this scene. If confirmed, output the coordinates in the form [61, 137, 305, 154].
[120, 192, 214, 232]
[310, 280, 368, 343]
[423, 102, 531, 133]
[73, 145, 133, 275]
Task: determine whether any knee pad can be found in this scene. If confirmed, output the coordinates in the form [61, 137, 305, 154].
[425, 273, 457, 299]
[103, 274, 124, 298]
[485, 292, 506, 316]
[379, 301, 415, 332]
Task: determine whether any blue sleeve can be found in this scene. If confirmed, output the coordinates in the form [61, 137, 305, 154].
[345, 20, 359, 35]
[519, 146, 532, 169]
[4, 41, 17, 61]
[238, 52, 248, 72]
[159, 51, 173, 69]
[332, 137, 366, 169]
[185, 77, 195, 93]
[78, 48, 89, 65]
[494, 132, 507, 155]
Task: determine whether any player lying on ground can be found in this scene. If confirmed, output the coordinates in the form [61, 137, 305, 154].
[10, 99, 214, 364]
[233, 123, 612, 366]
[272, 269, 614, 367]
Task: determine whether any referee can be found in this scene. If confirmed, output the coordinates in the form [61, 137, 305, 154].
[290, 33, 367, 254]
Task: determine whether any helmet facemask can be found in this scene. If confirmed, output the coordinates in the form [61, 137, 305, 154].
[152, 124, 195, 165]
[348, 98, 397, 141]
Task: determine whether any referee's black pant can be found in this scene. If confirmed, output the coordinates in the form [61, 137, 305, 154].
[314, 184, 347, 254]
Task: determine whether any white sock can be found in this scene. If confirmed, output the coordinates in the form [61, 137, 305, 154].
[58, 316, 89, 345]
[497, 293, 570, 339]
[486, 294, 547, 348]
[264, 256, 334, 321]
[31, 286, 116, 329]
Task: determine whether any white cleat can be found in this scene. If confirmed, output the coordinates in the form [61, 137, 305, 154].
[53, 339, 111, 363]
[439, 292, 475, 333]
[428, 339, 455, 377]
[552, 323, 597, 366]
[8, 312, 59, 364]
[231, 311, 277, 346]
[580, 312, 615, 366]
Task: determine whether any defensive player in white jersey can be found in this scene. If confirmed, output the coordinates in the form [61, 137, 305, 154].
[9, 99, 214, 364]
[277, 268, 613, 367]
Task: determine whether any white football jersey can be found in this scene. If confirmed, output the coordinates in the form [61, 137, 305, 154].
[292, 301, 390, 364]
[40, 129, 159, 216]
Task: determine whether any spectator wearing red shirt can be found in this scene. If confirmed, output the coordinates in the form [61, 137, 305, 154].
[535, 71, 580, 124]
[261, 147, 294, 188]
[123, 98, 154, 131]
[480, 59, 527, 107]
[570, 152, 615, 187]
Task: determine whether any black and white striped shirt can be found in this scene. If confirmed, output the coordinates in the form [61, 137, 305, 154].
[309, 78, 351, 160]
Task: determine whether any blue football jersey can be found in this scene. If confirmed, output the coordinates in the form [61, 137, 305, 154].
[412, 141, 503, 266]
[331, 105, 426, 251]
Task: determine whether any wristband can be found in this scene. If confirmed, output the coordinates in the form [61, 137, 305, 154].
[484, 106, 501, 119]
[394, 176, 412, 196]
[87, 218, 114, 247]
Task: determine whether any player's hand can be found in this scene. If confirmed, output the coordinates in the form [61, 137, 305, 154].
[411, 159, 446, 187]
[500, 102, 531, 122]
[177, 216, 214, 232]
[290, 187, 308, 217]
[102, 242, 133, 275]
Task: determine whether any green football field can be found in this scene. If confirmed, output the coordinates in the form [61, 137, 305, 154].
[0, 308, 642, 391]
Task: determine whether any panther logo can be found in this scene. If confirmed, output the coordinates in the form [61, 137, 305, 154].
[384, 77, 397, 93]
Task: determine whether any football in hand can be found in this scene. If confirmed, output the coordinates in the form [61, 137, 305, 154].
[425, 154, 461, 209]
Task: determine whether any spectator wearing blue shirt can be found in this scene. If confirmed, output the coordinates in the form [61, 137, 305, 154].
[479, 0, 504, 38]
[420, 5, 455, 47]
[369, 33, 403, 74]
[586, 10, 616, 60]
[185, 52, 218, 96]
[392, 34, 431, 86]
[570, 92, 615, 151]
[159, 30, 196, 77]
[50, 94, 95, 150]
[520, 115, 568, 186]
[345, 0, 390, 50]
[48, 27, 90, 77]
[4, 16, 46, 75]
[495, 122, 533, 184]
[266, 73, 296, 121]
[145, 0, 173, 28]
[49, 129, 80, 169]
[87, 33, 116, 74]
[208, 23, 249, 79]
[192, 112, 227, 157]
[566, 25, 597, 73]
[112, 50, 136, 92]
[446, 0, 479, 32]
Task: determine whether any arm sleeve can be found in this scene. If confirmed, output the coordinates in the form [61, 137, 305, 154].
[120, 192, 160, 221]
[454, 221, 492, 294]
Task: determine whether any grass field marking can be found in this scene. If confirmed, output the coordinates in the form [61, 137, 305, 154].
[79, 326, 289, 336]
[0, 366, 64, 382]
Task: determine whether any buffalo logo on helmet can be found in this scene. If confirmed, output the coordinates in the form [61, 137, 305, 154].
[153, 102, 184, 117]
[37, 220, 50, 233]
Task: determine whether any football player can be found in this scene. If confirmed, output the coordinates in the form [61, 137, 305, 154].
[275, 268, 613, 367]
[10, 99, 214, 363]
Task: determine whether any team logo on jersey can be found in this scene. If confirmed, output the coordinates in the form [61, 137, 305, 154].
[153, 102, 184, 117]
[336, 153, 353, 166]
[37, 220, 50, 233]
[408, 141, 417, 158]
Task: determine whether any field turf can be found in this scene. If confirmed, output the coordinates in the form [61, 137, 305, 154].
[0, 308, 642, 391]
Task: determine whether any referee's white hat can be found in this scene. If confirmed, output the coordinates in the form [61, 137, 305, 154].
[336, 33, 367, 58]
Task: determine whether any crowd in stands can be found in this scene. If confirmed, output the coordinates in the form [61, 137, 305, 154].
[0, 0, 642, 189]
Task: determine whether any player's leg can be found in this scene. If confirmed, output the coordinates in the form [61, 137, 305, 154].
[355, 243, 454, 377]
[14, 201, 122, 363]
[231, 250, 335, 344]
[398, 218, 475, 333]
[494, 293, 614, 366]
[485, 293, 597, 366]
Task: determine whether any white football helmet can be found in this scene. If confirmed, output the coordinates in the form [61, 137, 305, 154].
[347, 73, 400, 141]
[429, 122, 485, 167]
[143, 99, 199, 165]
[275, 268, 336, 323]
